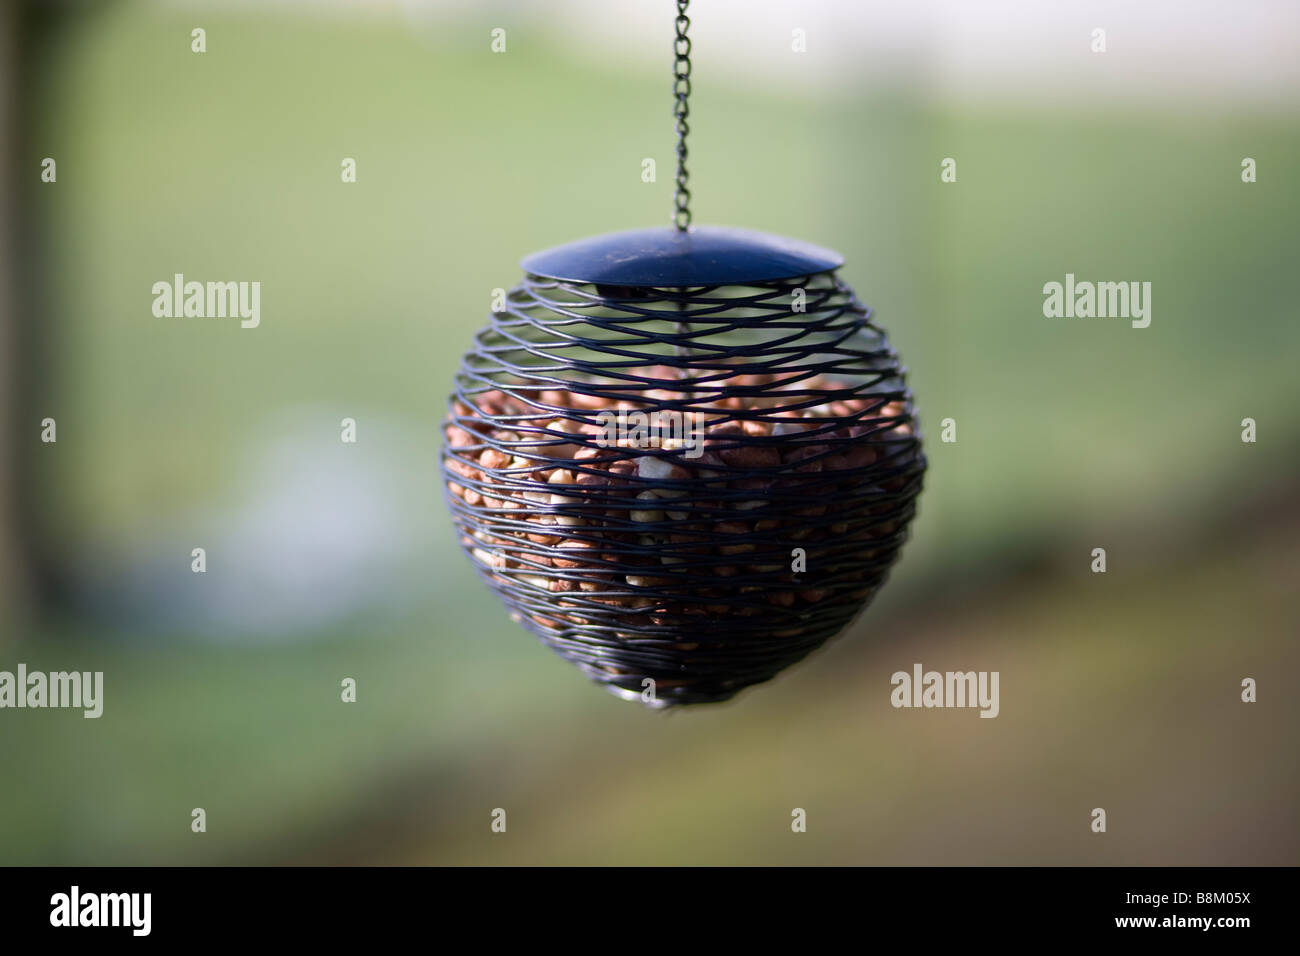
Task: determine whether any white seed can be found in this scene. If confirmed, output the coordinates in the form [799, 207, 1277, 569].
[626, 574, 668, 588]
[545, 419, 582, 457]
[546, 469, 584, 526]
[649, 486, 688, 502]
[630, 491, 665, 524]
[551, 508, 585, 528]
[637, 456, 680, 481]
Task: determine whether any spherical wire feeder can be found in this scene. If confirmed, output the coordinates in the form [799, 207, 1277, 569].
[442, 227, 925, 706]
[441, 1, 924, 706]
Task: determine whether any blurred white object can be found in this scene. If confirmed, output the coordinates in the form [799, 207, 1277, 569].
[97, 408, 442, 641]
[189, 0, 1300, 106]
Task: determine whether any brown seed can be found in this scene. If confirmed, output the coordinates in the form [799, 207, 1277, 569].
[719, 540, 756, 556]
[718, 445, 781, 468]
[784, 443, 828, 467]
[707, 422, 745, 440]
[552, 540, 595, 569]
[479, 446, 511, 470]
[445, 425, 474, 448]
[446, 458, 479, 481]
[691, 449, 727, 469]
[842, 445, 878, 470]
[475, 389, 511, 415]
[570, 391, 613, 410]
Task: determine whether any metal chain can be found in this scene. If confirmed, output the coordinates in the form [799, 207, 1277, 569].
[672, 1, 692, 231]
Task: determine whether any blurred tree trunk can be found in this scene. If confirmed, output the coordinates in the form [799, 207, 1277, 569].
[0, 0, 20, 630]
[2, 2, 67, 635]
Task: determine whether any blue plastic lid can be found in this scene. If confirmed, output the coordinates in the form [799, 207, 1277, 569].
[520, 225, 844, 286]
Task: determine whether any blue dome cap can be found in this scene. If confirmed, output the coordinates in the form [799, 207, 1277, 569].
[520, 225, 844, 286]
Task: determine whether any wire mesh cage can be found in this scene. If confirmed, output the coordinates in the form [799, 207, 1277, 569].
[442, 227, 925, 706]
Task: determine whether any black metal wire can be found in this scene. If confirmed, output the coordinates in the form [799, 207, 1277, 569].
[443, 271, 925, 706]
[672, 1, 692, 230]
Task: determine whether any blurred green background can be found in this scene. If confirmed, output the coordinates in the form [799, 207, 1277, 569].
[1, 0, 1296, 864]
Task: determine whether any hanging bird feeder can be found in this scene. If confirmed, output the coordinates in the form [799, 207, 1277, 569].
[442, 2, 925, 707]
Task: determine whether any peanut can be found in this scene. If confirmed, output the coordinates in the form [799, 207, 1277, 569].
[443, 368, 921, 635]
